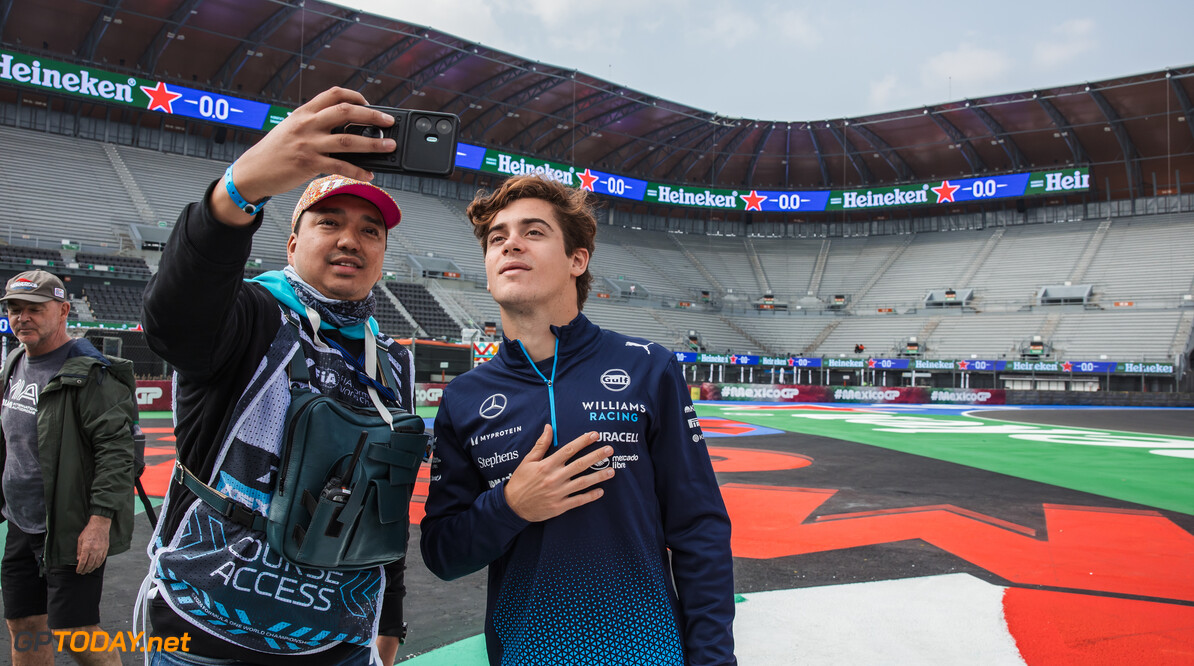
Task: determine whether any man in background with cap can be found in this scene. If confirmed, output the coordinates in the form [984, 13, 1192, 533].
[142, 88, 416, 666]
[1, 270, 136, 666]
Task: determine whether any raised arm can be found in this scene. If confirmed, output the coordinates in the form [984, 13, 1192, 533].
[143, 88, 397, 380]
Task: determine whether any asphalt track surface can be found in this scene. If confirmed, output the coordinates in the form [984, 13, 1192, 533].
[972, 406, 1194, 438]
[1, 405, 1191, 664]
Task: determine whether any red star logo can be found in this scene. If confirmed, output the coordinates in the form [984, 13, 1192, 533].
[931, 180, 959, 203]
[577, 169, 599, 192]
[740, 190, 766, 211]
[867, 358, 876, 368]
[1062, 361, 1073, 372]
[957, 360, 969, 370]
[730, 355, 739, 364]
[140, 81, 183, 113]
[787, 358, 795, 366]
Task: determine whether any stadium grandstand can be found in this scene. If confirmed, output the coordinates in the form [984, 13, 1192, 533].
[1, 0, 1192, 400]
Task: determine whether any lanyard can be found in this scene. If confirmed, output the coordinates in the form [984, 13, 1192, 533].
[303, 306, 395, 428]
[322, 336, 399, 403]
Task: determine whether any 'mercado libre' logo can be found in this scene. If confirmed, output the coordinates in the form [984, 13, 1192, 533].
[479, 393, 507, 419]
[600, 369, 631, 392]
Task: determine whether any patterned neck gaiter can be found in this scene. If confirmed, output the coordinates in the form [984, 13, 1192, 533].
[281, 265, 376, 331]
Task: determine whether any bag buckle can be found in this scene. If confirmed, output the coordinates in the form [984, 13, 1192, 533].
[224, 503, 258, 529]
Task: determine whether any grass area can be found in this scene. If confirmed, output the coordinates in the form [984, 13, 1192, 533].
[401, 635, 487, 665]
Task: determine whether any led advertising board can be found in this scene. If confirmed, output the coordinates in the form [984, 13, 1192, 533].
[0, 47, 1092, 213]
[670, 353, 1171, 375]
[473, 148, 649, 201]
[0, 49, 287, 131]
[467, 140, 1090, 213]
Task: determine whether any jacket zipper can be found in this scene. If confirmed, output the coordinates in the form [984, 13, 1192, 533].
[517, 339, 560, 448]
[38, 373, 87, 569]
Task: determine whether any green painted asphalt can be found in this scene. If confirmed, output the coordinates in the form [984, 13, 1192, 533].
[401, 635, 487, 665]
[700, 404, 1194, 515]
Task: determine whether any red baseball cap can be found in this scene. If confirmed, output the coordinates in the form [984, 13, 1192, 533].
[291, 175, 402, 231]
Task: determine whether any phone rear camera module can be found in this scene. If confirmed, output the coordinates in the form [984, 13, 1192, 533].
[334, 105, 457, 176]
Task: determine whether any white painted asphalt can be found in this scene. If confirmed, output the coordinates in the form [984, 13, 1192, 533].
[733, 574, 1026, 665]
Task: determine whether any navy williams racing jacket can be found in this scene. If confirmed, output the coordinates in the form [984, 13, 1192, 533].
[421, 313, 735, 665]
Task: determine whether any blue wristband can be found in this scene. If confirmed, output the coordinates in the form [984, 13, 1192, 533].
[223, 163, 271, 215]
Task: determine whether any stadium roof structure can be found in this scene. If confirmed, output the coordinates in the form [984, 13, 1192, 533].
[3, 0, 1193, 215]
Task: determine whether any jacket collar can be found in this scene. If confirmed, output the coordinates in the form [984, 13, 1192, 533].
[64, 337, 107, 365]
[497, 312, 600, 371]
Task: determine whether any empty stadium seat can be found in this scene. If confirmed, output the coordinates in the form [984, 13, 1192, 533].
[83, 283, 145, 323]
[1, 125, 1191, 369]
[386, 282, 459, 339]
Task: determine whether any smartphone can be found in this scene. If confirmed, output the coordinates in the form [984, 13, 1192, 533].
[331, 106, 459, 177]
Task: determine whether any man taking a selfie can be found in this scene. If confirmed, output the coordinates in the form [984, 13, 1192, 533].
[142, 88, 418, 666]
[421, 175, 736, 665]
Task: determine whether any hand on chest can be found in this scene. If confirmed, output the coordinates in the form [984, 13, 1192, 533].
[465, 366, 654, 483]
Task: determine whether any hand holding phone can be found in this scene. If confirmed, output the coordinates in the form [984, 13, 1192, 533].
[210, 87, 397, 225]
[332, 106, 459, 176]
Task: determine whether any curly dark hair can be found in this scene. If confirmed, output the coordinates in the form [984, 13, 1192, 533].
[466, 175, 597, 311]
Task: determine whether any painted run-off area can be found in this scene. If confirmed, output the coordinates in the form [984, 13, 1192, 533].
[4, 404, 1189, 664]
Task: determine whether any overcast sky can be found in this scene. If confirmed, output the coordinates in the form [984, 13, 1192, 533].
[345, 0, 1193, 121]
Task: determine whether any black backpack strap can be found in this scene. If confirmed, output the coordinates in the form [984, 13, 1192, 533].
[288, 341, 311, 385]
[130, 422, 157, 527]
[281, 309, 312, 385]
[374, 339, 402, 406]
[136, 479, 158, 527]
[172, 463, 267, 532]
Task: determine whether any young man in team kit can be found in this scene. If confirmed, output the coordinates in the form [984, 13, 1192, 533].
[421, 175, 736, 665]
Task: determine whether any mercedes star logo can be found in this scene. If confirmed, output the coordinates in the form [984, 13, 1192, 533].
[479, 393, 507, 419]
